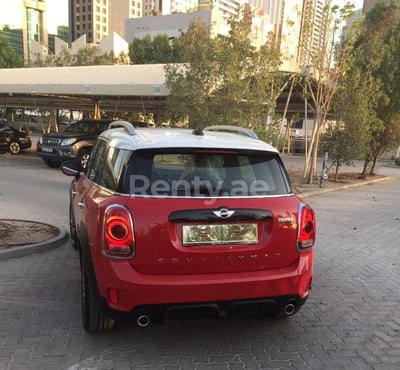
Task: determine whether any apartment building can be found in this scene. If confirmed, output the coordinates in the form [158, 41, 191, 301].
[0, 26, 24, 59]
[69, 0, 145, 43]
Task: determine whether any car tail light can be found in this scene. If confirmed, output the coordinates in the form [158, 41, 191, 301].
[103, 204, 135, 258]
[297, 203, 316, 250]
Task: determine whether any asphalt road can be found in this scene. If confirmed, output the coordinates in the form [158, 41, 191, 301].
[0, 148, 399, 370]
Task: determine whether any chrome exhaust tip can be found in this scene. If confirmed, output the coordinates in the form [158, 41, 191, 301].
[136, 314, 151, 327]
[283, 303, 296, 316]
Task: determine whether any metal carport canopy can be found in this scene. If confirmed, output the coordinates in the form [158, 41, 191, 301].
[0, 64, 170, 112]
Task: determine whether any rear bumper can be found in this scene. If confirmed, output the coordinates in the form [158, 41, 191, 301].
[95, 251, 313, 320]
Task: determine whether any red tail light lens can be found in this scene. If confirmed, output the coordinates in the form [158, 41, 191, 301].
[103, 205, 135, 258]
[297, 203, 316, 250]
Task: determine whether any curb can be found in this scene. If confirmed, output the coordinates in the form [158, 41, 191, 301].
[0, 224, 68, 261]
[295, 175, 390, 198]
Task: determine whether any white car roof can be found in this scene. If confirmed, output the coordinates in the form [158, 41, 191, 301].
[99, 127, 279, 153]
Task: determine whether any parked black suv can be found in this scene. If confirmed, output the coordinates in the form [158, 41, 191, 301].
[37, 118, 148, 167]
[36, 119, 113, 168]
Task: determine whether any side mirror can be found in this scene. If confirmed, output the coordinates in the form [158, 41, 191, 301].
[61, 160, 82, 179]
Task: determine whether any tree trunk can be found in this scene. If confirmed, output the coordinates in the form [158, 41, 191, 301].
[361, 158, 370, 177]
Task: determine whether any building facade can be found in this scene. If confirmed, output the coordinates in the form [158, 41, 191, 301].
[23, 0, 48, 60]
[69, 0, 145, 43]
[125, 9, 230, 42]
[0, 26, 24, 59]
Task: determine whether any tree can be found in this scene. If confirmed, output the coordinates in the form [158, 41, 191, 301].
[164, 17, 218, 127]
[212, 11, 282, 130]
[152, 34, 174, 63]
[164, 13, 282, 131]
[298, 1, 357, 184]
[72, 44, 114, 66]
[29, 44, 129, 67]
[320, 118, 361, 181]
[129, 35, 153, 64]
[0, 40, 24, 68]
[337, 1, 400, 176]
[129, 34, 186, 64]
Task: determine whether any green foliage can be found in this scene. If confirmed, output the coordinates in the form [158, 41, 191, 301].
[338, 1, 400, 175]
[285, 0, 358, 184]
[129, 34, 182, 64]
[164, 14, 282, 131]
[129, 35, 153, 64]
[320, 121, 360, 180]
[0, 40, 24, 68]
[254, 121, 285, 151]
[29, 45, 130, 67]
[164, 17, 218, 128]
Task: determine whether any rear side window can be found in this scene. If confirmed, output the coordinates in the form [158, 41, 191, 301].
[123, 149, 291, 197]
[86, 140, 129, 192]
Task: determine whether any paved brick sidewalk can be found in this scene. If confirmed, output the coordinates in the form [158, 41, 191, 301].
[0, 176, 399, 369]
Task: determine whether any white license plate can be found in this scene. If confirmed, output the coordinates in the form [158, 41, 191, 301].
[42, 147, 53, 153]
[182, 223, 258, 246]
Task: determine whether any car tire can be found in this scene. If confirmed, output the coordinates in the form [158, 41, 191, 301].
[78, 149, 91, 169]
[81, 260, 116, 333]
[9, 141, 20, 154]
[69, 205, 79, 251]
[42, 158, 61, 168]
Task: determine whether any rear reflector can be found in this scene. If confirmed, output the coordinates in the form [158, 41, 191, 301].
[108, 288, 119, 305]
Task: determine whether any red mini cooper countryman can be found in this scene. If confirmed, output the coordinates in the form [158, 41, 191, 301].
[62, 121, 316, 333]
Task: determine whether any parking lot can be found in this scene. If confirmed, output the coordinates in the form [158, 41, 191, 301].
[0, 150, 399, 370]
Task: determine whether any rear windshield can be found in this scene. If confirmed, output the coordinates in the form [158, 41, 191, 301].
[65, 121, 109, 134]
[122, 149, 291, 197]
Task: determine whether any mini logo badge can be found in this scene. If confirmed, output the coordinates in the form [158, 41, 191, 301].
[213, 208, 235, 219]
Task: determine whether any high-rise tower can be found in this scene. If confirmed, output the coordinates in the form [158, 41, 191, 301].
[69, 0, 139, 44]
[23, 0, 48, 60]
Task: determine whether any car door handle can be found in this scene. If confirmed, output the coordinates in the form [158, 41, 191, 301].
[71, 191, 78, 197]
[78, 202, 85, 209]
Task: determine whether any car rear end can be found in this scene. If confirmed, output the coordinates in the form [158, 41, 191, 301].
[86, 136, 316, 324]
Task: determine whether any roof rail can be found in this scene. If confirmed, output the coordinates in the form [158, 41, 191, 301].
[204, 125, 258, 139]
[108, 120, 136, 135]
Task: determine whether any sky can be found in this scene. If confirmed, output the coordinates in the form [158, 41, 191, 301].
[0, 0, 68, 34]
[0, 0, 364, 35]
